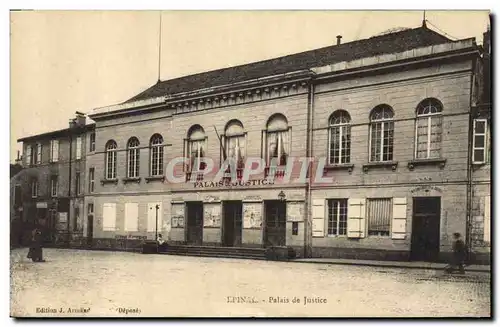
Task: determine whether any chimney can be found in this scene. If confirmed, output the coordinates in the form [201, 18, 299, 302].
[70, 111, 86, 128]
[336, 35, 342, 45]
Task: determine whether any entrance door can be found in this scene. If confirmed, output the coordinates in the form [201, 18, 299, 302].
[264, 200, 286, 247]
[222, 201, 243, 247]
[410, 197, 441, 262]
[87, 215, 94, 246]
[186, 202, 204, 245]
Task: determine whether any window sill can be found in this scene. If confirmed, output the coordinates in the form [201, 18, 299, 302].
[145, 175, 165, 183]
[326, 234, 348, 238]
[122, 177, 142, 184]
[323, 163, 354, 173]
[362, 161, 398, 172]
[100, 178, 119, 186]
[408, 158, 446, 170]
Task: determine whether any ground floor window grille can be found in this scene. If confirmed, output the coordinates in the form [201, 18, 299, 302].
[367, 198, 391, 236]
[327, 199, 348, 236]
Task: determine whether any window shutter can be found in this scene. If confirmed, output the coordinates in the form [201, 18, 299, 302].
[312, 199, 325, 237]
[347, 198, 366, 238]
[26, 146, 32, 165]
[484, 196, 490, 243]
[391, 197, 407, 239]
[102, 203, 116, 231]
[124, 203, 139, 232]
[148, 202, 162, 232]
[76, 137, 82, 160]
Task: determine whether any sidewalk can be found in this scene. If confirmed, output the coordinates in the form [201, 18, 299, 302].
[292, 258, 491, 273]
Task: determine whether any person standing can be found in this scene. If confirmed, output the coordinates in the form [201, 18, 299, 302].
[445, 232, 466, 274]
[29, 227, 45, 262]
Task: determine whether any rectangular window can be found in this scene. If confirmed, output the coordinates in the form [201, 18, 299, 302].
[370, 122, 394, 162]
[473, 119, 488, 164]
[36, 143, 42, 164]
[89, 132, 96, 152]
[187, 139, 206, 172]
[327, 199, 348, 236]
[50, 140, 59, 162]
[88, 203, 94, 215]
[31, 180, 38, 198]
[150, 145, 164, 176]
[51, 176, 58, 197]
[88, 168, 95, 193]
[106, 151, 117, 179]
[329, 126, 351, 164]
[102, 203, 116, 231]
[416, 115, 442, 159]
[128, 148, 140, 178]
[367, 198, 392, 236]
[26, 145, 33, 166]
[266, 130, 289, 166]
[75, 172, 81, 195]
[76, 136, 82, 160]
[124, 203, 139, 232]
[292, 222, 299, 235]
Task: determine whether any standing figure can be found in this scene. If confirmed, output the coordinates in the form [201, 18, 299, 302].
[157, 233, 167, 252]
[30, 227, 45, 262]
[445, 232, 466, 274]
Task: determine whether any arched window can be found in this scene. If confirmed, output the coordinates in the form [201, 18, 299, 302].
[105, 140, 117, 179]
[328, 110, 351, 164]
[186, 125, 206, 172]
[369, 105, 394, 162]
[415, 98, 443, 159]
[127, 137, 140, 178]
[150, 134, 164, 176]
[265, 114, 290, 166]
[224, 120, 246, 170]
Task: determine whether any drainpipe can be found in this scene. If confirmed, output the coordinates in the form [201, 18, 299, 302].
[304, 78, 314, 258]
[465, 56, 477, 261]
[67, 131, 73, 245]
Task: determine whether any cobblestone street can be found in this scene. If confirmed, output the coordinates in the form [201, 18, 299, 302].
[10, 248, 490, 317]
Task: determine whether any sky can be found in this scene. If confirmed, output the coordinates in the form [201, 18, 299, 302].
[9, 10, 490, 163]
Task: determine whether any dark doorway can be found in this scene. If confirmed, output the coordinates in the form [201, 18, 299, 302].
[264, 200, 286, 247]
[410, 197, 441, 262]
[87, 215, 94, 246]
[186, 202, 204, 245]
[222, 201, 243, 247]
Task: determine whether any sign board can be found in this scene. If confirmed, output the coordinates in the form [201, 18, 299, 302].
[287, 202, 304, 222]
[58, 212, 68, 223]
[36, 202, 48, 209]
[204, 203, 222, 227]
[243, 203, 262, 229]
[171, 203, 185, 228]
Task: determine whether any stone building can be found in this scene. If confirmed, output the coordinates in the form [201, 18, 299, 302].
[16, 24, 491, 263]
[14, 113, 95, 246]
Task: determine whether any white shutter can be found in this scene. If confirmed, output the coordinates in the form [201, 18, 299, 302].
[53, 140, 59, 162]
[484, 196, 491, 243]
[124, 203, 139, 232]
[391, 197, 407, 240]
[102, 203, 116, 231]
[347, 198, 366, 238]
[76, 137, 82, 160]
[36, 144, 42, 164]
[148, 202, 162, 232]
[312, 199, 325, 237]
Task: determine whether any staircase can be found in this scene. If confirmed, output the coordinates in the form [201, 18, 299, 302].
[159, 244, 267, 260]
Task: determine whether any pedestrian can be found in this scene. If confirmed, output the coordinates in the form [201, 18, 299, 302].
[29, 226, 45, 262]
[445, 232, 466, 274]
[157, 233, 167, 252]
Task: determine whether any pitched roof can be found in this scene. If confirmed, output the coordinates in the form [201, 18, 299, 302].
[126, 26, 451, 103]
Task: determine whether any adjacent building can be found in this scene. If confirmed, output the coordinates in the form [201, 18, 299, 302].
[13, 114, 95, 246]
[15, 24, 491, 263]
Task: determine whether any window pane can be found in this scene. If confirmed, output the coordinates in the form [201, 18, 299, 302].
[330, 127, 340, 164]
[382, 122, 394, 161]
[429, 116, 442, 158]
[416, 117, 429, 159]
[474, 149, 485, 162]
[341, 126, 350, 164]
[475, 120, 486, 133]
[370, 123, 382, 161]
[475, 135, 485, 148]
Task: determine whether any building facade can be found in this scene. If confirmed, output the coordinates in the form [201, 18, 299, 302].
[14, 114, 95, 246]
[15, 25, 491, 263]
